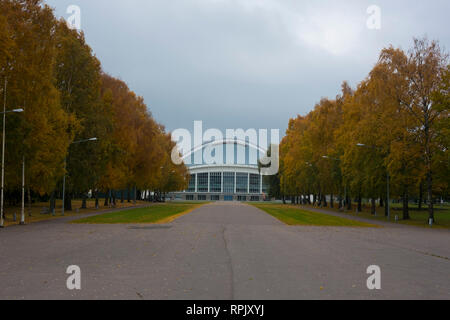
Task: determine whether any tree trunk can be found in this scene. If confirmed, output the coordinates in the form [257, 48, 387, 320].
[81, 193, 87, 209]
[49, 191, 56, 214]
[330, 194, 334, 209]
[133, 185, 137, 204]
[371, 198, 376, 215]
[121, 190, 124, 203]
[27, 187, 32, 217]
[347, 196, 352, 211]
[403, 186, 410, 220]
[112, 190, 116, 207]
[109, 189, 113, 207]
[418, 183, 423, 211]
[380, 197, 384, 208]
[64, 193, 72, 211]
[427, 171, 434, 223]
[322, 194, 327, 208]
[384, 196, 389, 217]
[424, 117, 434, 223]
[104, 190, 109, 207]
[357, 195, 362, 213]
[95, 191, 99, 209]
[127, 188, 131, 203]
[137, 189, 142, 202]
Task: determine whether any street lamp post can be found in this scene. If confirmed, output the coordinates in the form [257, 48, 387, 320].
[0, 76, 24, 228]
[356, 143, 390, 220]
[61, 157, 67, 216]
[61, 137, 98, 216]
[1, 78, 5, 228]
[20, 157, 25, 225]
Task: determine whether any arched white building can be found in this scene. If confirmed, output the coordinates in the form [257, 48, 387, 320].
[172, 141, 270, 201]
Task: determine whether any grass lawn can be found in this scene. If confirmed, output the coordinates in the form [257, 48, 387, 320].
[2, 199, 149, 227]
[339, 205, 450, 229]
[72, 202, 206, 224]
[251, 203, 378, 227]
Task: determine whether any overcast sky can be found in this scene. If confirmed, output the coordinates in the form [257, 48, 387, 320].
[45, 0, 450, 135]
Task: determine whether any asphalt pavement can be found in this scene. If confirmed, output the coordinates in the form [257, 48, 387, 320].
[0, 202, 448, 300]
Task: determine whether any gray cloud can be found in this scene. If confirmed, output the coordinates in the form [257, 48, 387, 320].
[45, 0, 450, 134]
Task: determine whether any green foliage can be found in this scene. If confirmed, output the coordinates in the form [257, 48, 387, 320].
[278, 38, 449, 223]
[0, 0, 188, 204]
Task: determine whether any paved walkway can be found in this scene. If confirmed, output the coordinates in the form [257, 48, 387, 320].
[0, 202, 448, 300]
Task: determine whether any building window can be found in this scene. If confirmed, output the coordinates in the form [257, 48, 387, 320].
[250, 196, 260, 201]
[197, 195, 207, 201]
[223, 172, 235, 194]
[197, 173, 208, 192]
[210, 195, 220, 201]
[249, 174, 261, 194]
[262, 180, 269, 194]
[210, 172, 222, 193]
[237, 196, 247, 201]
[236, 173, 248, 193]
[187, 174, 196, 192]
[186, 195, 194, 201]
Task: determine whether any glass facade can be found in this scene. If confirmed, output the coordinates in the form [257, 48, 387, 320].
[236, 173, 249, 193]
[249, 174, 261, 194]
[187, 174, 196, 192]
[262, 179, 269, 194]
[183, 170, 267, 198]
[197, 173, 209, 192]
[210, 172, 222, 193]
[223, 172, 235, 194]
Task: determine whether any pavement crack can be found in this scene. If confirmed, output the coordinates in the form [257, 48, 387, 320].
[410, 249, 449, 261]
[221, 225, 234, 300]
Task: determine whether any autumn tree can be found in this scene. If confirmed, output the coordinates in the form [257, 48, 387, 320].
[0, 0, 73, 207]
[156, 133, 189, 197]
[54, 20, 112, 210]
[279, 38, 449, 224]
[99, 74, 189, 203]
[0, 1, 189, 216]
[377, 38, 449, 222]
